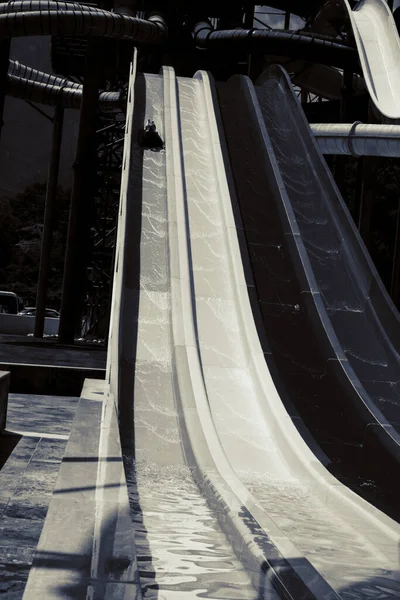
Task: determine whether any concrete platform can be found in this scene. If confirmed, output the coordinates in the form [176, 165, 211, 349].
[22, 380, 140, 600]
[0, 393, 79, 599]
[0, 335, 106, 369]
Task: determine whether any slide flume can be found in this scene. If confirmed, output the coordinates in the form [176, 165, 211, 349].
[218, 62, 400, 496]
[343, 0, 400, 120]
[108, 59, 400, 599]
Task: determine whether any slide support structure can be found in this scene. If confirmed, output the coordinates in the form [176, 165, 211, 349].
[391, 197, 400, 305]
[58, 37, 104, 343]
[0, 38, 10, 143]
[34, 104, 64, 338]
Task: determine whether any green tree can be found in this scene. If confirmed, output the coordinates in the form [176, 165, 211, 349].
[0, 182, 70, 307]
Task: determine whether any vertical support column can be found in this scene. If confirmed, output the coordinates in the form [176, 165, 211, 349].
[58, 38, 104, 344]
[353, 155, 364, 224]
[357, 102, 377, 251]
[340, 68, 353, 120]
[0, 39, 11, 142]
[284, 11, 290, 30]
[334, 41, 353, 194]
[358, 156, 378, 251]
[244, 4, 254, 78]
[34, 105, 64, 338]
[390, 199, 400, 306]
[244, 4, 254, 28]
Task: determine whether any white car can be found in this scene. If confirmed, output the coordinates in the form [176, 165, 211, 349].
[18, 307, 60, 318]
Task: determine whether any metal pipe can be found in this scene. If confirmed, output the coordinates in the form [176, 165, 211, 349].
[0, 9, 166, 43]
[34, 104, 64, 338]
[7, 60, 121, 110]
[311, 123, 400, 157]
[0, 1, 104, 14]
[8, 59, 81, 89]
[7, 74, 121, 110]
[192, 21, 357, 71]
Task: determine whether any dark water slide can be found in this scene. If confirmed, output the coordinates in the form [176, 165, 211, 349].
[217, 65, 400, 496]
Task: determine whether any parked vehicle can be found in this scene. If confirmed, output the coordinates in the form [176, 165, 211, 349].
[0, 291, 24, 315]
[18, 307, 60, 319]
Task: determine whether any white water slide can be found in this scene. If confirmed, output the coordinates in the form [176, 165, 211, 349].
[343, 0, 400, 120]
[107, 55, 400, 600]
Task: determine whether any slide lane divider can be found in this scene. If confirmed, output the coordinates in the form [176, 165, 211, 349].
[162, 64, 341, 600]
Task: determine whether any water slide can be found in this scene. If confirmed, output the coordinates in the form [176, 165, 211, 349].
[107, 54, 400, 599]
[258, 58, 365, 101]
[256, 1, 400, 118]
[343, 0, 400, 120]
[218, 62, 400, 493]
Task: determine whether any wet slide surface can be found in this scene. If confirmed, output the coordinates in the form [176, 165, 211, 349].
[112, 64, 400, 599]
[256, 67, 400, 457]
[218, 64, 400, 591]
[118, 71, 257, 600]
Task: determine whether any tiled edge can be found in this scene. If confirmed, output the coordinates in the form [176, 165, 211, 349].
[22, 378, 142, 600]
[0, 370, 10, 433]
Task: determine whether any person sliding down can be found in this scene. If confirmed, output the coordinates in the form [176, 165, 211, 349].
[139, 119, 164, 150]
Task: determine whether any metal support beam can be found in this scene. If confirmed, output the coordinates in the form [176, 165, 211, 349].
[353, 156, 364, 224]
[390, 197, 400, 306]
[0, 39, 11, 142]
[334, 29, 353, 193]
[284, 11, 290, 30]
[244, 4, 254, 28]
[58, 38, 104, 344]
[358, 156, 378, 251]
[34, 105, 64, 338]
[244, 4, 254, 78]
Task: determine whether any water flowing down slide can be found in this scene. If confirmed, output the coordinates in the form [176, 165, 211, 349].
[343, 0, 400, 120]
[107, 58, 400, 599]
[218, 62, 400, 510]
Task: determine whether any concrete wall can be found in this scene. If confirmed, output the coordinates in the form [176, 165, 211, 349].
[0, 314, 59, 336]
[1, 363, 104, 395]
[0, 370, 10, 433]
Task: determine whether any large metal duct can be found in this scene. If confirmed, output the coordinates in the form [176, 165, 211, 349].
[0, 4, 166, 42]
[192, 20, 357, 71]
[312, 122, 400, 156]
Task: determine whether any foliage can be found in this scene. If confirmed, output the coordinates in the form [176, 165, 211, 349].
[336, 156, 400, 295]
[0, 182, 70, 307]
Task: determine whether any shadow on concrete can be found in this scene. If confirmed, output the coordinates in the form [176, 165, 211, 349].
[28, 510, 400, 600]
[117, 73, 145, 454]
[0, 430, 22, 469]
[62, 456, 122, 462]
[32, 508, 141, 598]
[123, 451, 158, 599]
[115, 73, 159, 598]
[52, 482, 122, 495]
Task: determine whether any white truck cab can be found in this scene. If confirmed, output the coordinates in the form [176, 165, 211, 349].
[0, 291, 24, 315]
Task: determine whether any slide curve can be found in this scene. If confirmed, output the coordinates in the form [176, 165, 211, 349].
[343, 0, 400, 120]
